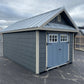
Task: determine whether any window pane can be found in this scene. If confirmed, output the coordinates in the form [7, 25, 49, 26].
[50, 35, 51, 39]
[50, 38, 51, 42]
[52, 38, 54, 42]
[60, 34, 68, 42]
[49, 35, 51, 42]
[53, 35, 54, 39]
[55, 35, 57, 38]
[55, 39, 57, 42]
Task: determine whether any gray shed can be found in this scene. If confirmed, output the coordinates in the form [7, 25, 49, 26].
[0, 7, 78, 74]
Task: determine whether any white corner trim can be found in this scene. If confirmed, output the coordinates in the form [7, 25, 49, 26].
[36, 31, 39, 74]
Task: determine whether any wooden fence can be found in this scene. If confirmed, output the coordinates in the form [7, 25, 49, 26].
[75, 36, 84, 51]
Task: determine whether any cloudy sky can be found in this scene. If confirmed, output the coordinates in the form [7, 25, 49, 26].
[0, 0, 84, 29]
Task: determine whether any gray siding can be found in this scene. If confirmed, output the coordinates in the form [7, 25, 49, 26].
[69, 33, 74, 62]
[3, 31, 36, 72]
[39, 31, 46, 73]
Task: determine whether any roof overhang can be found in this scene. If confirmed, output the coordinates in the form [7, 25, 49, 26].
[40, 28, 78, 33]
[0, 7, 79, 34]
[1, 27, 78, 34]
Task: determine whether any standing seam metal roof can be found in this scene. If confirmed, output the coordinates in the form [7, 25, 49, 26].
[1, 7, 78, 33]
[1, 8, 64, 32]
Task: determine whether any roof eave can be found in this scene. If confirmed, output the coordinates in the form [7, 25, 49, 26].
[0, 27, 38, 34]
[1, 27, 78, 34]
[39, 27, 78, 33]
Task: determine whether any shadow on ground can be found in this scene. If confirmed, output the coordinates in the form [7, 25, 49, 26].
[0, 50, 84, 84]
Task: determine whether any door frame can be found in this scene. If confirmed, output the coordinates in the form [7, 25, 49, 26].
[46, 32, 70, 70]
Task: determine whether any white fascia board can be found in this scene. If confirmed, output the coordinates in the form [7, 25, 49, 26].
[63, 8, 79, 31]
[1, 27, 38, 34]
[1, 26, 78, 34]
[39, 27, 78, 33]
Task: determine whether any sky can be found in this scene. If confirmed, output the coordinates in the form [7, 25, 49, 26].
[0, 0, 84, 29]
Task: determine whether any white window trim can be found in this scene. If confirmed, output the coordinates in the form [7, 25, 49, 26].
[60, 34, 68, 42]
[49, 34, 58, 43]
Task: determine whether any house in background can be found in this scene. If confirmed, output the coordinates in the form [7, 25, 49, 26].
[76, 27, 84, 36]
[75, 27, 84, 51]
[0, 7, 78, 74]
[0, 27, 3, 56]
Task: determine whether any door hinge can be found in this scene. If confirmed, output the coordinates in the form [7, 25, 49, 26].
[46, 43, 48, 45]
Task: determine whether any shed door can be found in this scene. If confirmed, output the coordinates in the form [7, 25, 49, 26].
[47, 33, 69, 68]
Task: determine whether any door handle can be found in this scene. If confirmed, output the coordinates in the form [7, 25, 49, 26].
[59, 48, 61, 50]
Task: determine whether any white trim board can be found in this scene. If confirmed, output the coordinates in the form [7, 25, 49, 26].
[47, 62, 68, 71]
[1, 27, 78, 34]
[36, 31, 39, 74]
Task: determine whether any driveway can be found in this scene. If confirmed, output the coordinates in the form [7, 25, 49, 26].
[0, 50, 84, 84]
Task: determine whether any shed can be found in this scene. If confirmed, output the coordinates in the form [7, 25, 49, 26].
[0, 7, 78, 74]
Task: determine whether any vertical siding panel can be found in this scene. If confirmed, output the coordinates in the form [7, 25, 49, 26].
[3, 31, 36, 73]
[69, 33, 74, 62]
[39, 31, 46, 73]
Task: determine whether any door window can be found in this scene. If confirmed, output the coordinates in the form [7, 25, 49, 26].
[49, 34, 58, 43]
[60, 34, 68, 42]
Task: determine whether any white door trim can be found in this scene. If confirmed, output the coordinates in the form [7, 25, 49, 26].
[46, 33, 70, 70]
[47, 62, 68, 71]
